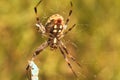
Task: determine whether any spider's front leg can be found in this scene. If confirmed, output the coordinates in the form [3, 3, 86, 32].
[26, 41, 48, 70]
[59, 45, 77, 77]
[60, 41, 81, 67]
[34, 0, 45, 34]
[59, 41, 82, 78]
[32, 41, 48, 60]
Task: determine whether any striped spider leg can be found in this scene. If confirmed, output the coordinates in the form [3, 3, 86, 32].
[59, 41, 81, 78]
[34, 0, 45, 34]
[26, 41, 48, 70]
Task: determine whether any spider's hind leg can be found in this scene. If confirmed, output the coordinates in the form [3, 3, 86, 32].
[34, 0, 45, 33]
[34, 0, 43, 21]
[65, 1, 73, 25]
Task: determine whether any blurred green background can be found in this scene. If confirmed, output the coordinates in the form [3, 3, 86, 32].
[0, 0, 120, 80]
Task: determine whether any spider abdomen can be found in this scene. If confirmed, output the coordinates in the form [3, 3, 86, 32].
[45, 14, 66, 49]
[52, 24, 63, 34]
[45, 14, 65, 35]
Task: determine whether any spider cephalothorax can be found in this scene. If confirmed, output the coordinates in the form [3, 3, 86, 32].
[27, 0, 81, 78]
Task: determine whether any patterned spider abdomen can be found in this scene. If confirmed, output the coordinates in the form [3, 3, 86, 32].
[45, 14, 66, 49]
[45, 14, 66, 36]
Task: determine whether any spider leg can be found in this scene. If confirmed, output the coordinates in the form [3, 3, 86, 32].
[34, 0, 43, 21]
[59, 46, 77, 77]
[58, 24, 76, 40]
[26, 41, 48, 70]
[32, 41, 48, 60]
[64, 24, 76, 35]
[65, 1, 73, 25]
[34, 0, 45, 33]
[60, 41, 81, 68]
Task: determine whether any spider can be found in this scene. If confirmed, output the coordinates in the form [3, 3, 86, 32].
[27, 0, 81, 77]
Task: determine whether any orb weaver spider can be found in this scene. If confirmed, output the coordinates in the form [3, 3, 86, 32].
[27, 0, 81, 77]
